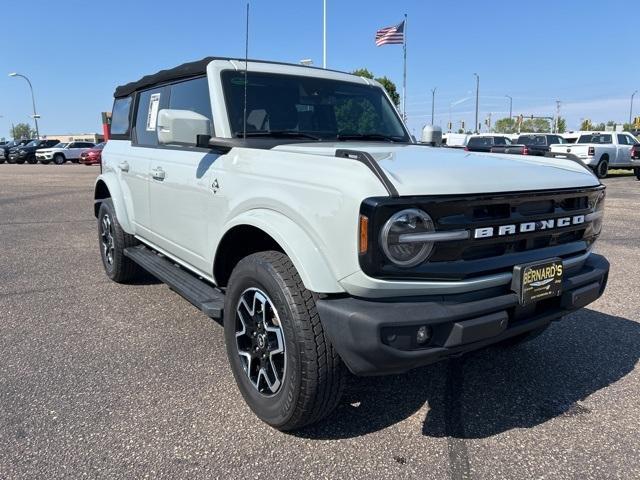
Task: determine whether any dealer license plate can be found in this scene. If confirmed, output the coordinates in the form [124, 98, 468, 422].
[512, 258, 563, 306]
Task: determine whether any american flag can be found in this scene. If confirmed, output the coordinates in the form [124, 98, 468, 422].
[375, 21, 405, 46]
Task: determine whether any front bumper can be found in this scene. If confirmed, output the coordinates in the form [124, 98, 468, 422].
[317, 253, 609, 376]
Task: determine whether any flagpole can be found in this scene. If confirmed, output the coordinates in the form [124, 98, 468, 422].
[323, 0, 327, 68]
[403, 13, 407, 121]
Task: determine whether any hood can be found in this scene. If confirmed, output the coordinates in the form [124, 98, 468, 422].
[272, 142, 599, 196]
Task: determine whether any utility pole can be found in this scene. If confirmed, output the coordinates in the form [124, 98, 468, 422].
[505, 95, 513, 120]
[555, 100, 561, 133]
[630, 91, 637, 127]
[322, 0, 327, 68]
[431, 87, 437, 126]
[473, 73, 480, 133]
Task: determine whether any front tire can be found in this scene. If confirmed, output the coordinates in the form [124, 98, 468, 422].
[53, 153, 66, 165]
[26, 155, 37, 164]
[97, 198, 140, 283]
[40, 160, 50, 165]
[635, 167, 640, 181]
[594, 158, 609, 179]
[224, 251, 345, 431]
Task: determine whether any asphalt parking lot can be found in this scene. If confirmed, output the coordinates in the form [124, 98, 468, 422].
[0, 164, 638, 479]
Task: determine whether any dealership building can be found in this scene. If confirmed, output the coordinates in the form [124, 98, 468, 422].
[43, 133, 104, 143]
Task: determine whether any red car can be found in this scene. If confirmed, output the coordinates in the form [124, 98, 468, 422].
[80, 142, 105, 165]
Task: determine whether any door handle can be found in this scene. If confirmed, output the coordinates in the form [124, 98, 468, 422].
[151, 167, 166, 181]
[118, 161, 129, 172]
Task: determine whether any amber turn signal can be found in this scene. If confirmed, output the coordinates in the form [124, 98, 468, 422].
[359, 215, 369, 254]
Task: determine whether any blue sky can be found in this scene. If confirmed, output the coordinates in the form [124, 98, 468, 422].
[1, 0, 638, 139]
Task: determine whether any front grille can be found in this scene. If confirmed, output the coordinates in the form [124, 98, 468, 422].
[360, 186, 604, 281]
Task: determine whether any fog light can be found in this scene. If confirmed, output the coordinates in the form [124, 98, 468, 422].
[416, 326, 431, 344]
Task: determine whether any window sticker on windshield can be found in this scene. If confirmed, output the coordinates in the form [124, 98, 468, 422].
[146, 93, 161, 131]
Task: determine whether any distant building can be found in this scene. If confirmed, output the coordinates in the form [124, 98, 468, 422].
[44, 133, 104, 143]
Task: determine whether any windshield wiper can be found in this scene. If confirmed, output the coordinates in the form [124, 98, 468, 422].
[235, 131, 322, 141]
[336, 133, 405, 142]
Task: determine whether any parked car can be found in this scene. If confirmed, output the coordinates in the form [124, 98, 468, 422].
[8, 139, 59, 164]
[548, 131, 639, 178]
[79, 142, 105, 165]
[94, 57, 609, 430]
[490, 134, 568, 156]
[36, 141, 96, 165]
[1, 139, 31, 163]
[631, 143, 640, 180]
[442, 132, 469, 148]
[465, 135, 512, 152]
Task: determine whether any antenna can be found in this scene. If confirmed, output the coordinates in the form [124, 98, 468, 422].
[243, 1, 250, 140]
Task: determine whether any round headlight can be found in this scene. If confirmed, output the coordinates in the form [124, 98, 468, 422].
[380, 209, 435, 267]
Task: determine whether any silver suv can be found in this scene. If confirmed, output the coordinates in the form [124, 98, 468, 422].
[94, 57, 610, 430]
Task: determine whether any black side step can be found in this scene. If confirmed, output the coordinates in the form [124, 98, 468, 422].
[124, 245, 224, 320]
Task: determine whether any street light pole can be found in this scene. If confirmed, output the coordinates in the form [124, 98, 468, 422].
[431, 87, 437, 126]
[473, 73, 479, 133]
[8, 72, 40, 139]
[505, 95, 513, 120]
[630, 90, 637, 127]
[322, 0, 327, 69]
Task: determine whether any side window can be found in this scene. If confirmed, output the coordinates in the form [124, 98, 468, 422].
[134, 86, 169, 146]
[627, 135, 638, 145]
[169, 77, 213, 124]
[494, 137, 506, 145]
[617, 134, 628, 145]
[111, 96, 132, 137]
[68, 142, 77, 148]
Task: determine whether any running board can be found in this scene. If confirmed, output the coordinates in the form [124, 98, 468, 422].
[124, 245, 224, 320]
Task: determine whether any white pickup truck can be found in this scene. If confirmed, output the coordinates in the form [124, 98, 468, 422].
[549, 131, 639, 178]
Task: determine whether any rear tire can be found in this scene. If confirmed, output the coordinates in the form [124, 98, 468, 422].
[26, 155, 37, 164]
[97, 198, 141, 283]
[635, 167, 640, 181]
[40, 160, 50, 165]
[594, 158, 609, 179]
[16, 158, 25, 164]
[53, 153, 66, 165]
[224, 251, 346, 431]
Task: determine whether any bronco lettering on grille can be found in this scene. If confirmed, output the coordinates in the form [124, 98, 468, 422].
[474, 215, 585, 239]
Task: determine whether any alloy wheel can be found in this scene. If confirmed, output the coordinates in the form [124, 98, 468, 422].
[100, 213, 115, 266]
[235, 288, 286, 396]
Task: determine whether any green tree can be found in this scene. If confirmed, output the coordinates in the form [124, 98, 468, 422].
[494, 117, 518, 134]
[352, 68, 401, 107]
[11, 123, 36, 139]
[521, 118, 551, 133]
[594, 122, 606, 131]
[580, 119, 593, 131]
[556, 117, 567, 133]
[375, 76, 400, 107]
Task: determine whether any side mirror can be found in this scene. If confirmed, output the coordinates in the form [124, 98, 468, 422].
[157, 109, 212, 146]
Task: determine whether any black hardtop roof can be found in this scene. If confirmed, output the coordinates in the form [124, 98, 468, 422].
[113, 56, 351, 98]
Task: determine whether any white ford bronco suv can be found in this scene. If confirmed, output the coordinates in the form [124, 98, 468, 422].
[95, 57, 609, 430]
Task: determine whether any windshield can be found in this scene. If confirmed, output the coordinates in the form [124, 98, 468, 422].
[221, 71, 410, 142]
[25, 141, 40, 147]
[94, 142, 106, 149]
[54, 143, 68, 148]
